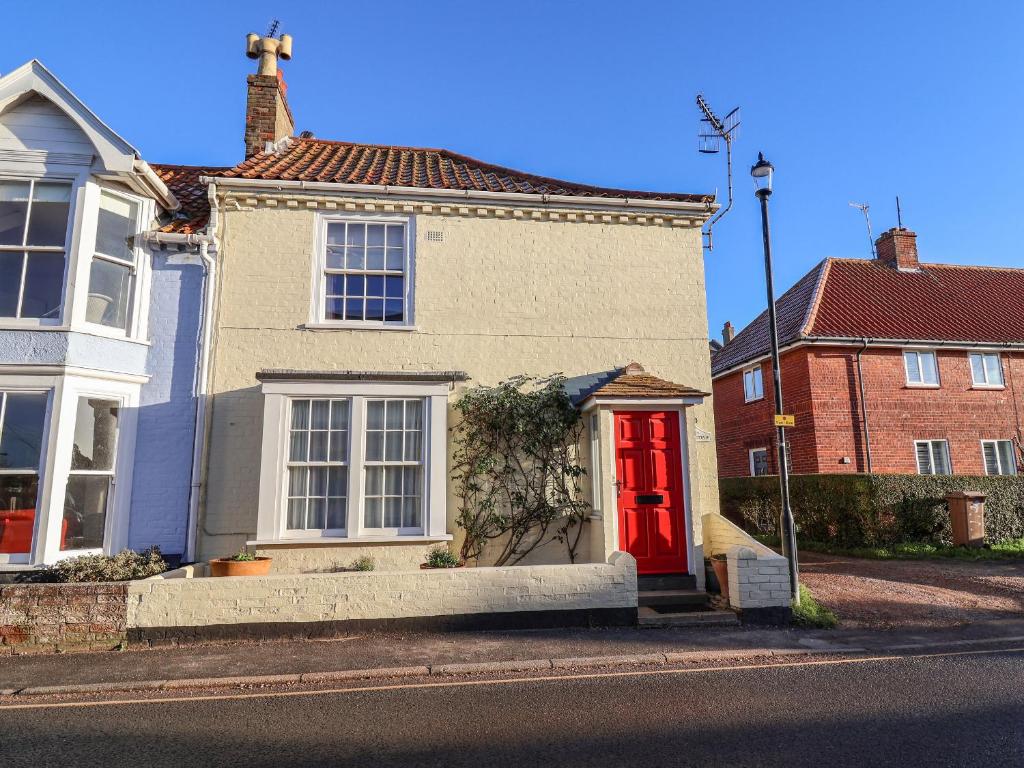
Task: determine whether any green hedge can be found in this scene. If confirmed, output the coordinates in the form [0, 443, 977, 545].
[720, 474, 1024, 548]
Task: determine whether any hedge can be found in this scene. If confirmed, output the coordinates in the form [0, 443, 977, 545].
[720, 474, 1024, 548]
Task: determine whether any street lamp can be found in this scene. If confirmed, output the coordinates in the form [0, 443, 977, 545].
[751, 152, 800, 604]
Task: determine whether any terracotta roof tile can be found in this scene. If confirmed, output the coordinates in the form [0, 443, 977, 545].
[577, 364, 709, 402]
[151, 164, 230, 234]
[711, 257, 1024, 377]
[221, 138, 713, 203]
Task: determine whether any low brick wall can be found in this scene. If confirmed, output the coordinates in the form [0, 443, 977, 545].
[127, 552, 638, 642]
[702, 513, 791, 621]
[0, 583, 128, 655]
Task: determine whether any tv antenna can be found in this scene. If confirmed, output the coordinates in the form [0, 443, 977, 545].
[266, 19, 281, 37]
[696, 94, 740, 252]
[849, 201, 875, 258]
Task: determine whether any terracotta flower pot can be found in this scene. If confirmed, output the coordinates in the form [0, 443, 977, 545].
[711, 557, 730, 601]
[209, 557, 273, 577]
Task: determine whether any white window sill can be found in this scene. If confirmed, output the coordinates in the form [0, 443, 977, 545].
[971, 384, 1005, 391]
[905, 383, 940, 389]
[743, 396, 764, 404]
[302, 322, 420, 332]
[247, 534, 453, 547]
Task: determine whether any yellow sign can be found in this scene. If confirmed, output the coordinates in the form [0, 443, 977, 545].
[774, 414, 796, 428]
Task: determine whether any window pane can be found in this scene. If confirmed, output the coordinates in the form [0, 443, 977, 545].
[70, 398, 119, 471]
[20, 251, 64, 319]
[386, 225, 404, 247]
[346, 223, 365, 247]
[326, 223, 345, 245]
[384, 431, 403, 461]
[365, 298, 384, 321]
[997, 441, 1016, 475]
[311, 400, 330, 429]
[932, 442, 951, 475]
[344, 298, 364, 320]
[365, 466, 383, 496]
[384, 300, 403, 322]
[325, 274, 344, 296]
[367, 224, 385, 247]
[307, 498, 326, 530]
[0, 251, 22, 316]
[26, 182, 71, 247]
[364, 497, 381, 528]
[309, 467, 328, 497]
[367, 401, 385, 430]
[330, 401, 350, 429]
[919, 353, 938, 384]
[905, 352, 921, 383]
[916, 443, 932, 474]
[0, 392, 48, 469]
[754, 367, 763, 396]
[86, 258, 132, 328]
[61, 474, 109, 550]
[984, 355, 1002, 385]
[0, 180, 30, 245]
[291, 400, 310, 429]
[402, 496, 421, 529]
[287, 497, 306, 529]
[366, 247, 385, 270]
[0, 474, 38, 554]
[288, 467, 307, 497]
[386, 249, 404, 271]
[983, 443, 999, 476]
[95, 193, 138, 262]
[326, 248, 345, 270]
[385, 277, 403, 298]
[383, 497, 402, 527]
[970, 354, 985, 384]
[326, 496, 347, 529]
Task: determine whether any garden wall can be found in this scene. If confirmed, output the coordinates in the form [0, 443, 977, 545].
[0, 583, 128, 655]
[720, 474, 1024, 547]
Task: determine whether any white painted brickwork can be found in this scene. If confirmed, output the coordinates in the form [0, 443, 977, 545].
[127, 551, 638, 628]
[701, 513, 790, 610]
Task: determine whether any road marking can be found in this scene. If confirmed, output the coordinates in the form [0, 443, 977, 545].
[2, 645, 1022, 711]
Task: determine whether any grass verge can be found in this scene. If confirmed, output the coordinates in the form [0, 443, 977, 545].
[791, 584, 838, 629]
[755, 535, 1024, 562]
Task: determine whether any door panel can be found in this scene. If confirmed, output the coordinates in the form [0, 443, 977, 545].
[614, 411, 688, 575]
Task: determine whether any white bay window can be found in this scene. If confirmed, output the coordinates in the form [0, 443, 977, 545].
[86, 192, 140, 331]
[256, 375, 453, 544]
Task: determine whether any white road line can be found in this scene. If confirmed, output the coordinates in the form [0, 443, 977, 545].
[1, 645, 1022, 712]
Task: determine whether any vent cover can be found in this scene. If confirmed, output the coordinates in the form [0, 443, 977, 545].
[426, 230, 444, 242]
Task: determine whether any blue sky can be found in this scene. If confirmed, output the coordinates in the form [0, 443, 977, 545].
[8, 1, 1023, 338]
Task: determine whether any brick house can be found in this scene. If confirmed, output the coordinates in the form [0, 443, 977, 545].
[712, 227, 1024, 478]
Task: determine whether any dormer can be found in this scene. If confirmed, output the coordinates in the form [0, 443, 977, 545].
[0, 60, 179, 339]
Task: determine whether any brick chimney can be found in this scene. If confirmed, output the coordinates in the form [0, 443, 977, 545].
[722, 321, 735, 345]
[244, 31, 295, 158]
[875, 227, 919, 271]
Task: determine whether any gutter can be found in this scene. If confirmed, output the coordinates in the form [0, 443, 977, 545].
[201, 176, 717, 216]
[134, 159, 180, 213]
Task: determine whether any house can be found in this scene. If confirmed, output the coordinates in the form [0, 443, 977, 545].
[157, 31, 730, 586]
[0, 62, 212, 568]
[711, 226, 1024, 478]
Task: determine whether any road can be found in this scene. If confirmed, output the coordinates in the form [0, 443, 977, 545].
[2, 648, 1023, 767]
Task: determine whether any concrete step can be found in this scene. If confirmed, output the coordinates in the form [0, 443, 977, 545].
[637, 606, 740, 628]
[638, 574, 696, 592]
[637, 589, 710, 609]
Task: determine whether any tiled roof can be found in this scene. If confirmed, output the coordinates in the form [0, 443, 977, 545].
[151, 164, 230, 234]
[711, 258, 1024, 377]
[221, 138, 714, 203]
[569, 363, 709, 404]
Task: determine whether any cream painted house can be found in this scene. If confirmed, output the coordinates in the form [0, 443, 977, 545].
[181, 34, 722, 588]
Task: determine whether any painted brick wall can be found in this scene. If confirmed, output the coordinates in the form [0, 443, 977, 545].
[200, 198, 718, 562]
[714, 344, 1024, 478]
[128, 551, 638, 628]
[128, 254, 204, 556]
[701, 513, 789, 609]
[0, 583, 127, 655]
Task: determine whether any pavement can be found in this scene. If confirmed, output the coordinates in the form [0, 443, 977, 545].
[2, 644, 1023, 767]
[3, 617, 1024, 696]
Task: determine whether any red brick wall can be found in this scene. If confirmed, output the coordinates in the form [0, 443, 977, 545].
[713, 350, 818, 477]
[714, 345, 1024, 478]
[0, 583, 127, 655]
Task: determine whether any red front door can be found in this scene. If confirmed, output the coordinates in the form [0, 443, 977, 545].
[614, 411, 688, 575]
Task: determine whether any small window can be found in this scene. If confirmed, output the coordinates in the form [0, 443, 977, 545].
[743, 366, 764, 402]
[969, 353, 1003, 387]
[981, 440, 1017, 476]
[321, 219, 409, 325]
[904, 350, 939, 386]
[61, 398, 120, 551]
[0, 179, 71, 320]
[749, 448, 770, 476]
[86, 192, 140, 330]
[915, 440, 951, 475]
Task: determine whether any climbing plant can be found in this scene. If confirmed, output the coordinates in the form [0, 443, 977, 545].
[452, 374, 590, 566]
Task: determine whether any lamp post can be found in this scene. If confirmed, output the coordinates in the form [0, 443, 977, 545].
[751, 152, 800, 604]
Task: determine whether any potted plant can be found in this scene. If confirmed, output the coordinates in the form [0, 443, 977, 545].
[710, 553, 730, 600]
[420, 545, 463, 569]
[210, 547, 273, 577]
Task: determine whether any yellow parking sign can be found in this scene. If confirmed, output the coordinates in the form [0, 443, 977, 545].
[774, 414, 795, 428]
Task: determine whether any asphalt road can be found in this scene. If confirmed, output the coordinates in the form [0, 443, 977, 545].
[2, 649, 1023, 767]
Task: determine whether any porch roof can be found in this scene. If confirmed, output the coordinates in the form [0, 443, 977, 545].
[566, 363, 709, 406]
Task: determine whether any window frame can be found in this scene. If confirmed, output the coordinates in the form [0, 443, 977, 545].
[748, 447, 770, 477]
[0, 386, 53, 566]
[742, 365, 764, 403]
[0, 174, 76, 327]
[980, 439, 1017, 476]
[589, 412, 603, 517]
[361, 398, 427, 536]
[903, 349, 940, 387]
[256, 380, 450, 544]
[915, 439, 952, 475]
[969, 352, 1005, 389]
[308, 214, 417, 330]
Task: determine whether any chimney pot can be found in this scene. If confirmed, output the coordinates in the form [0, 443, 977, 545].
[875, 227, 919, 270]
